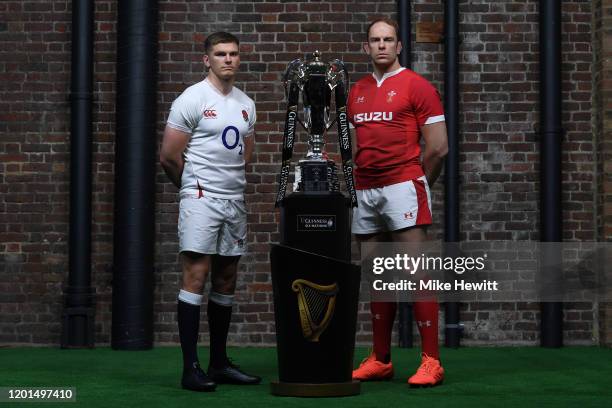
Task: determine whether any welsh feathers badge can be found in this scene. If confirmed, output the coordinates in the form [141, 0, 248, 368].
[242, 109, 249, 122]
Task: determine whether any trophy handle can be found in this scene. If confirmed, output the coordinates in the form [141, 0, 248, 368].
[284, 59, 310, 132]
[323, 59, 349, 131]
[327, 59, 349, 90]
[283, 59, 303, 96]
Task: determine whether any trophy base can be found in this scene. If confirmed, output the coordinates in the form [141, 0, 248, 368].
[270, 380, 360, 397]
[297, 160, 339, 192]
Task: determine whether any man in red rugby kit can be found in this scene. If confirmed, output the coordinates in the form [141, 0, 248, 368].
[348, 18, 448, 387]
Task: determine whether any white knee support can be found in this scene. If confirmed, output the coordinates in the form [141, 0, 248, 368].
[178, 289, 203, 306]
[209, 291, 234, 307]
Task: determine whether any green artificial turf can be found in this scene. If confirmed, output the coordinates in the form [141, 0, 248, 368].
[0, 346, 611, 408]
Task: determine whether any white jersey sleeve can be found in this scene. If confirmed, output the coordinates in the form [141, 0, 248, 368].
[167, 90, 201, 134]
[245, 99, 256, 138]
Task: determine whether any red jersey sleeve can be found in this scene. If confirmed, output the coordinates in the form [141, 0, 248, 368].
[410, 76, 445, 127]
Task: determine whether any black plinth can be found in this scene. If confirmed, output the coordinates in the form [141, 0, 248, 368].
[280, 191, 351, 262]
[270, 244, 361, 397]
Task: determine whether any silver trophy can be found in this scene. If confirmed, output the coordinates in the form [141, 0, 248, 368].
[275, 51, 357, 207]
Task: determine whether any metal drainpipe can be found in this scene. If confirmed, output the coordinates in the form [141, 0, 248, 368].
[111, 0, 158, 350]
[62, 0, 95, 349]
[397, 0, 414, 348]
[539, 0, 563, 348]
[444, 0, 462, 348]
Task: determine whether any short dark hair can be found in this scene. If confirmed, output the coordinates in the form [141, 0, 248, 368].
[204, 31, 240, 54]
[366, 18, 400, 41]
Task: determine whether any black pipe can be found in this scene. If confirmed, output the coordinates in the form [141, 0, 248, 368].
[62, 0, 95, 349]
[444, 0, 461, 348]
[111, 0, 158, 350]
[397, 0, 411, 68]
[539, 0, 563, 348]
[397, 0, 413, 348]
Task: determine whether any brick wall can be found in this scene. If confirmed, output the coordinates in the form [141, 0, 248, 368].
[448, 0, 597, 346]
[0, 0, 603, 346]
[594, 0, 612, 347]
[0, 0, 72, 343]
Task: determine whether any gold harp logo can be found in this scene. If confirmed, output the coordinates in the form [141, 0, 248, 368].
[291, 279, 338, 342]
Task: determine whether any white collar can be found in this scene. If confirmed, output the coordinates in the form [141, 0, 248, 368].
[372, 67, 406, 87]
[204, 77, 233, 97]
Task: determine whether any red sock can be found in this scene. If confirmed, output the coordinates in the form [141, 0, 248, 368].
[371, 301, 397, 362]
[414, 301, 439, 359]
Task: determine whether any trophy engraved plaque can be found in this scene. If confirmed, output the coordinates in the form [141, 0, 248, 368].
[270, 52, 361, 397]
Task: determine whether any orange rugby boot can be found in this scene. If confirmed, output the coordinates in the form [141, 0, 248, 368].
[352, 353, 394, 381]
[407, 353, 444, 387]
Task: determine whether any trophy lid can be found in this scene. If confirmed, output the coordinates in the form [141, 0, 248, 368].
[308, 51, 326, 71]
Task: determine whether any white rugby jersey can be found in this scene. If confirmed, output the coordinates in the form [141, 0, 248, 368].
[167, 78, 256, 200]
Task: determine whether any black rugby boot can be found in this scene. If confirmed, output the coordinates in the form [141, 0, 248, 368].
[181, 362, 217, 392]
[207, 359, 262, 385]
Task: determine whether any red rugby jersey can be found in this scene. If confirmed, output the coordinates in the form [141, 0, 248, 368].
[347, 68, 445, 189]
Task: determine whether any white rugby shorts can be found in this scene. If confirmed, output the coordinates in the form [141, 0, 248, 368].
[351, 176, 432, 234]
[178, 196, 247, 256]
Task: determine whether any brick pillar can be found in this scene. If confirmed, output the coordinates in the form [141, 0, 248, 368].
[594, 0, 612, 347]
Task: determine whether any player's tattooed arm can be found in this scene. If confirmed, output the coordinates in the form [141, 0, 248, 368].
[421, 121, 448, 187]
[160, 126, 190, 189]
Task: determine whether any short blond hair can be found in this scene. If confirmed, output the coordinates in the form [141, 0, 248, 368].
[366, 18, 400, 41]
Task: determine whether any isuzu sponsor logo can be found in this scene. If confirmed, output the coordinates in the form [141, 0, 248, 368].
[353, 112, 393, 123]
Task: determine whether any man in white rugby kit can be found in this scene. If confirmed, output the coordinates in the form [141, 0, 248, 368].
[160, 32, 260, 392]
